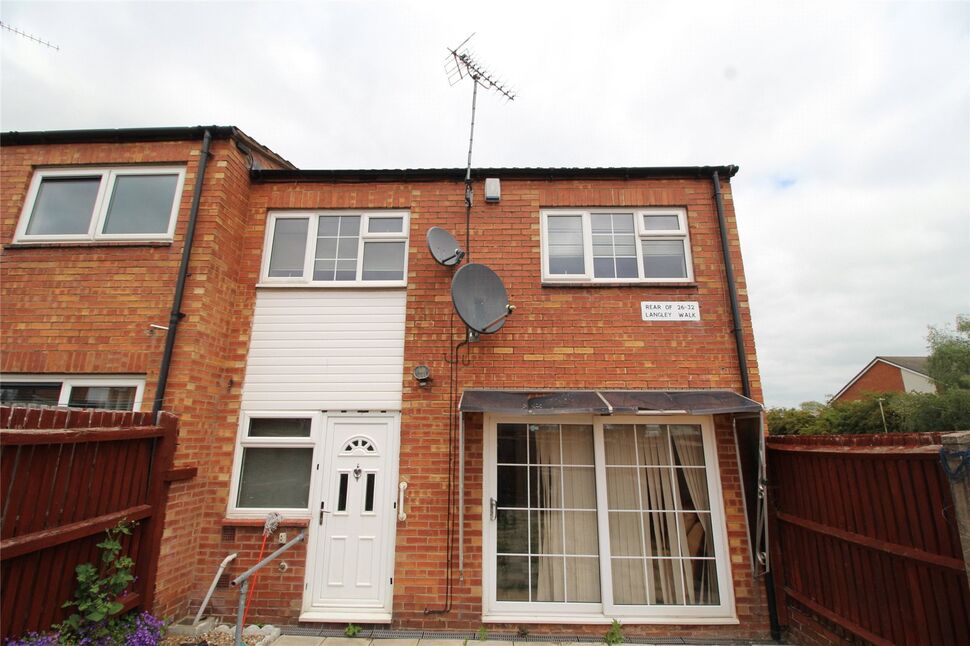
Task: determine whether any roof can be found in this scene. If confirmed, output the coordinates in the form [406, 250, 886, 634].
[830, 356, 932, 402]
[251, 165, 739, 183]
[459, 389, 762, 416]
[0, 126, 738, 182]
[877, 356, 929, 376]
[0, 126, 296, 170]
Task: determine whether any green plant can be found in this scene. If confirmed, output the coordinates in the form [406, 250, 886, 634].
[476, 626, 488, 641]
[604, 619, 624, 646]
[58, 522, 136, 643]
[345, 623, 362, 638]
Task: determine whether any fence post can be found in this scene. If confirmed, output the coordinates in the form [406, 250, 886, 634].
[941, 431, 970, 585]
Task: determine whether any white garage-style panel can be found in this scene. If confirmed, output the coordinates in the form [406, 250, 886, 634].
[241, 289, 406, 410]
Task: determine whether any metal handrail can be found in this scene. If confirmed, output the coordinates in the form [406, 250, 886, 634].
[230, 531, 305, 645]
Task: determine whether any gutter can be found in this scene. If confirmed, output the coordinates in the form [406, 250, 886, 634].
[712, 170, 782, 641]
[152, 129, 213, 418]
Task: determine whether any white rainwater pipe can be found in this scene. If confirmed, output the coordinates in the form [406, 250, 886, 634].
[194, 552, 237, 626]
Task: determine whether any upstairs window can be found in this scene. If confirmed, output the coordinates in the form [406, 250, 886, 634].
[541, 208, 693, 283]
[262, 211, 409, 287]
[15, 167, 185, 242]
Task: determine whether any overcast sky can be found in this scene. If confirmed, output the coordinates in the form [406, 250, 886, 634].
[2, 1, 967, 407]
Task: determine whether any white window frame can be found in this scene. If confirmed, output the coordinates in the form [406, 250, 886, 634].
[0, 374, 145, 410]
[540, 208, 694, 284]
[226, 411, 324, 519]
[259, 210, 410, 288]
[482, 413, 736, 624]
[14, 166, 186, 243]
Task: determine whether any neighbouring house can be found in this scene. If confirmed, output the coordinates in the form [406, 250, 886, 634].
[0, 126, 772, 640]
[830, 356, 936, 403]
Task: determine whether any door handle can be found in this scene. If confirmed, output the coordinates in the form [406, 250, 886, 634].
[490, 497, 497, 521]
[318, 501, 330, 525]
[398, 481, 408, 521]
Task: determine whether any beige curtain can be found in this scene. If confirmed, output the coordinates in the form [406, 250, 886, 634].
[671, 426, 717, 604]
[638, 426, 684, 605]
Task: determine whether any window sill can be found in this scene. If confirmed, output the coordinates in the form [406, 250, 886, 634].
[220, 517, 310, 528]
[542, 281, 698, 289]
[5, 241, 173, 250]
[482, 613, 738, 625]
[255, 282, 407, 290]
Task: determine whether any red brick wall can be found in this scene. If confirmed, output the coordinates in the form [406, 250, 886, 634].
[2, 150, 767, 638]
[835, 361, 904, 402]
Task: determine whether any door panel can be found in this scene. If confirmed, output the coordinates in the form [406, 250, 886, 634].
[307, 414, 398, 616]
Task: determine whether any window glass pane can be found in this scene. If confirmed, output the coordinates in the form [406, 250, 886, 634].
[368, 217, 403, 233]
[318, 216, 339, 235]
[497, 423, 528, 464]
[547, 215, 584, 275]
[496, 555, 529, 601]
[561, 467, 596, 508]
[606, 466, 640, 510]
[530, 466, 562, 507]
[268, 218, 308, 277]
[531, 424, 561, 464]
[530, 509, 564, 554]
[67, 386, 136, 410]
[649, 558, 685, 604]
[644, 512, 678, 556]
[609, 511, 644, 557]
[102, 174, 179, 234]
[364, 473, 376, 512]
[641, 468, 677, 510]
[362, 241, 405, 280]
[560, 425, 594, 464]
[670, 425, 706, 467]
[497, 509, 529, 553]
[675, 467, 710, 511]
[643, 214, 681, 231]
[0, 382, 62, 406]
[248, 418, 311, 438]
[497, 466, 528, 507]
[638, 425, 671, 466]
[604, 424, 637, 465]
[593, 214, 637, 279]
[26, 177, 100, 235]
[337, 473, 349, 511]
[563, 511, 598, 554]
[684, 559, 720, 605]
[642, 240, 688, 279]
[531, 555, 565, 601]
[565, 557, 601, 602]
[612, 558, 647, 605]
[237, 447, 312, 508]
[680, 512, 714, 558]
[339, 216, 361, 235]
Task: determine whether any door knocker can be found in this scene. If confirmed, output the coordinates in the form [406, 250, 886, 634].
[353, 464, 362, 481]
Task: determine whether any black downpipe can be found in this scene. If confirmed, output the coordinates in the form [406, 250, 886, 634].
[712, 170, 782, 641]
[152, 129, 213, 419]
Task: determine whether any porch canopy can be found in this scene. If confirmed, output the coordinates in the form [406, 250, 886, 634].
[458, 389, 762, 416]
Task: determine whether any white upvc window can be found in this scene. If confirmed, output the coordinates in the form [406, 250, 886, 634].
[482, 414, 735, 624]
[260, 211, 410, 287]
[540, 208, 694, 283]
[14, 167, 186, 243]
[227, 411, 323, 518]
[0, 374, 145, 411]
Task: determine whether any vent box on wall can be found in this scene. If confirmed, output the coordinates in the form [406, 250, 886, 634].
[484, 178, 501, 202]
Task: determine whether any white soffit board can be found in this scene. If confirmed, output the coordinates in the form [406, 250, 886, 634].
[241, 289, 406, 410]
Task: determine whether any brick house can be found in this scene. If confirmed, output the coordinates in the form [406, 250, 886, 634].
[830, 356, 936, 403]
[0, 126, 772, 639]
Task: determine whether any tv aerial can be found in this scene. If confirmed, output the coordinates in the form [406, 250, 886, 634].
[444, 33, 516, 260]
[427, 226, 466, 267]
[451, 263, 515, 341]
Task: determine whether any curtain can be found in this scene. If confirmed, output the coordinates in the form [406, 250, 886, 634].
[671, 426, 718, 604]
[638, 426, 684, 605]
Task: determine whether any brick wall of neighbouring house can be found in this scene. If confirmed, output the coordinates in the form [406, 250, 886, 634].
[835, 361, 904, 402]
[0, 136, 285, 621]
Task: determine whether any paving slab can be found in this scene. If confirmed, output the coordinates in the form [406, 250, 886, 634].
[322, 639, 372, 646]
[418, 640, 471, 646]
[272, 637, 327, 646]
[371, 640, 419, 646]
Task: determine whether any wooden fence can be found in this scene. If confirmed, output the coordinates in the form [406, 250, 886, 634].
[0, 406, 179, 640]
[767, 433, 970, 645]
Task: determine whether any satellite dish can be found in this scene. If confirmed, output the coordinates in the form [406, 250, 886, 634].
[427, 227, 466, 267]
[451, 263, 515, 334]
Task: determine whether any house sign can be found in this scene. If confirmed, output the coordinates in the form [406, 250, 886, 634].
[641, 301, 701, 321]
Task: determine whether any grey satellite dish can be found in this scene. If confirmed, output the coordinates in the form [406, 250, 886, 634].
[451, 263, 515, 334]
[427, 227, 465, 267]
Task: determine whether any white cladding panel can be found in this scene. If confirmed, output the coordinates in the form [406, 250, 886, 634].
[901, 370, 936, 394]
[242, 289, 406, 410]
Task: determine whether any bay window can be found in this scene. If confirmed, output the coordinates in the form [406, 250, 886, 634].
[484, 416, 732, 622]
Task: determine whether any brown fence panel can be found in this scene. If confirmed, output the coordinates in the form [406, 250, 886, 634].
[0, 406, 177, 640]
[767, 433, 970, 645]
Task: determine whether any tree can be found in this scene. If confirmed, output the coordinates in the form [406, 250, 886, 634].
[927, 315, 970, 391]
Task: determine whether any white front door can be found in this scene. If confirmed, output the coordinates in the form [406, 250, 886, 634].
[304, 414, 399, 622]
